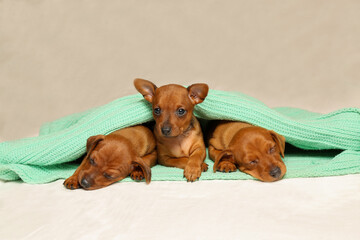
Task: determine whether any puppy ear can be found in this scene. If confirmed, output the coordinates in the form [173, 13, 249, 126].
[134, 78, 157, 103]
[86, 135, 105, 153]
[213, 150, 233, 173]
[269, 131, 285, 158]
[131, 157, 152, 184]
[187, 83, 209, 105]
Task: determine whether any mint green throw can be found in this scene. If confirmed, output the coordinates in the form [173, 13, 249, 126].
[0, 89, 359, 183]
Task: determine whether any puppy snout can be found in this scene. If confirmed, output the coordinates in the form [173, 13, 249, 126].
[80, 177, 91, 189]
[161, 126, 172, 136]
[269, 166, 281, 179]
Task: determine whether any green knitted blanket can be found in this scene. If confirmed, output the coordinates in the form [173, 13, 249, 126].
[1, 89, 359, 183]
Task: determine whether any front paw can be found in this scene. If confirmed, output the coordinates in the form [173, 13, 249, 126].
[217, 161, 237, 173]
[184, 164, 202, 182]
[63, 175, 80, 190]
[201, 162, 208, 172]
[130, 169, 144, 181]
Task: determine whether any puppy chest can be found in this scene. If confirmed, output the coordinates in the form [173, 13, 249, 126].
[164, 136, 194, 158]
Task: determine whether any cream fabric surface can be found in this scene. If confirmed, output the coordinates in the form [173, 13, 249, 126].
[1, 0, 360, 239]
[1, 176, 360, 240]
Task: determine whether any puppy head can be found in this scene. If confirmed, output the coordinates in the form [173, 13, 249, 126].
[134, 78, 208, 137]
[77, 135, 151, 190]
[219, 127, 286, 182]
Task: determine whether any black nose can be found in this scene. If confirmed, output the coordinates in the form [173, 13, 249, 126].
[80, 177, 91, 189]
[161, 126, 172, 136]
[269, 166, 281, 178]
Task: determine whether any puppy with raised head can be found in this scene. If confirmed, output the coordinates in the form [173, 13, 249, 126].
[64, 125, 157, 190]
[208, 121, 286, 182]
[134, 78, 209, 182]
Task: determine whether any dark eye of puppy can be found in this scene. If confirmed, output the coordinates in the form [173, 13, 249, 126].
[250, 159, 259, 165]
[103, 173, 113, 179]
[154, 107, 161, 116]
[176, 108, 186, 117]
[89, 157, 96, 166]
[269, 146, 276, 154]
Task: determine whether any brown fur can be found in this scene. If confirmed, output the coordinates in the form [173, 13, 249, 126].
[134, 78, 209, 182]
[63, 125, 157, 190]
[208, 121, 286, 182]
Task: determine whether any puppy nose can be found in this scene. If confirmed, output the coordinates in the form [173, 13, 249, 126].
[269, 166, 281, 179]
[161, 126, 172, 136]
[80, 177, 91, 189]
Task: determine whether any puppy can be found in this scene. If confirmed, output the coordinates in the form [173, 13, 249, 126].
[208, 121, 286, 182]
[63, 125, 157, 190]
[134, 78, 209, 182]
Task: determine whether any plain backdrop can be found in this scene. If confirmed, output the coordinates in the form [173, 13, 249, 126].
[1, 1, 360, 240]
[0, 0, 359, 141]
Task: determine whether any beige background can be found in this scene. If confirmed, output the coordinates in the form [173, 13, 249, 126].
[1, 2, 360, 239]
[1, 0, 359, 141]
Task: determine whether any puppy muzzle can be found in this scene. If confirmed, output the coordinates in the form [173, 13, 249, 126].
[269, 166, 281, 179]
[161, 126, 172, 136]
[80, 177, 92, 189]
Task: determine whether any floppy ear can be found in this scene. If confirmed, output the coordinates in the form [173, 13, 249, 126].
[187, 83, 209, 105]
[134, 78, 157, 103]
[86, 135, 105, 153]
[131, 157, 152, 184]
[213, 150, 234, 173]
[269, 131, 285, 158]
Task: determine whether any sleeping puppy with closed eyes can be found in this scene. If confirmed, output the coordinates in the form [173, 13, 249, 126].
[208, 121, 286, 182]
[64, 125, 157, 190]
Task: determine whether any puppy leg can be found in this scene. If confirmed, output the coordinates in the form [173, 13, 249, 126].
[217, 161, 237, 173]
[131, 150, 157, 181]
[201, 162, 208, 172]
[160, 156, 189, 169]
[142, 150, 158, 168]
[208, 145, 236, 173]
[64, 174, 80, 190]
[208, 145, 221, 162]
[160, 150, 207, 181]
[63, 158, 88, 189]
[184, 147, 207, 182]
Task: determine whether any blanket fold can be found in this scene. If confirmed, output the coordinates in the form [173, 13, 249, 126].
[1, 89, 359, 183]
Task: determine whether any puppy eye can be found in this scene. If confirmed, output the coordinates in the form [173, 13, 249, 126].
[250, 159, 259, 165]
[103, 173, 113, 179]
[176, 108, 186, 116]
[89, 157, 96, 166]
[269, 146, 276, 154]
[153, 107, 161, 116]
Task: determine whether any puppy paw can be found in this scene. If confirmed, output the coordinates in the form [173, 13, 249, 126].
[201, 162, 208, 172]
[184, 165, 202, 182]
[130, 169, 144, 181]
[217, 161, 237, 173]
[63, 175, 80, 190]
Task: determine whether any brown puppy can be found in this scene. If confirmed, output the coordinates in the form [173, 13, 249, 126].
[63, 125, 157, 190]
[134, 78, 209, 182]
[208, 121, 286, 182]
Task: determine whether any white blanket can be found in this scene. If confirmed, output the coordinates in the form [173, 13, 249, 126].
[1, 175, 359, 239]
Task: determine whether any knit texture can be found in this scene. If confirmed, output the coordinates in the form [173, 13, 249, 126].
[0, 89, 359, 183]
